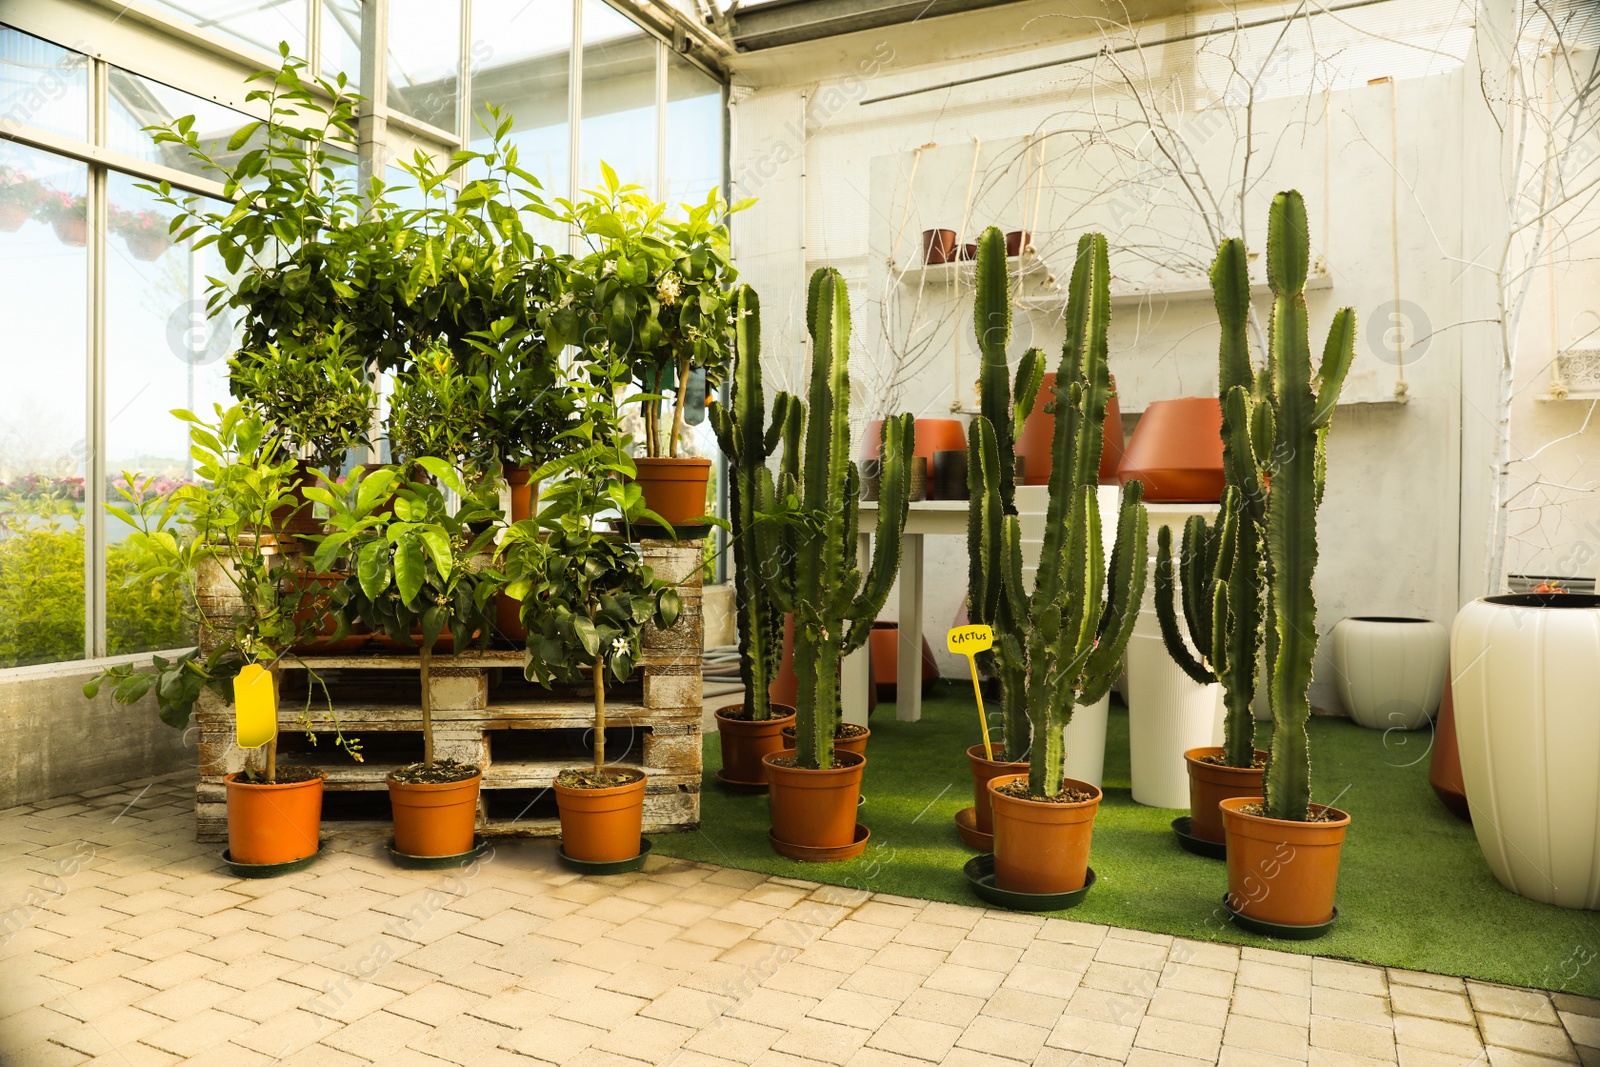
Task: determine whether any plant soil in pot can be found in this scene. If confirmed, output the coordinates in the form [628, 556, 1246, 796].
[988, 773, 1102, 894]
[1184, 747, 1266, 844]
[764, 749, 867, 856]
[1117, 397, 1225, 502]
[632, 456, 711, 531]
[1220, 797, 1350, 928]
[782, 722, 869, 757]
[717, 703, 797, 787]
[1331, 616, 1448, 731]
[226, 768, 325, 866]
[555, 767, 647, 862]
[387, 760, 482, 858]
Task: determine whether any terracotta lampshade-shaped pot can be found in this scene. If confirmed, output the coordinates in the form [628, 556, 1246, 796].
[922, 229, 957, 264]
[860, 418, 966, 468]
[1016, 373, 1124, 486]
[770, 613, 876, 713]
[1117, 397, 1224, 503]
[1428, 681, 1470, 822]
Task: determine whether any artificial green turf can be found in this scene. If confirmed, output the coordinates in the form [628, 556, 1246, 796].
[648, 682, 1600, 995]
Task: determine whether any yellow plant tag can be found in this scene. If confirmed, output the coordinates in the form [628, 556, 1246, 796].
[947, 624, 993, 654]
[234, 664, 277, 749]
[948, 625, 995, 759]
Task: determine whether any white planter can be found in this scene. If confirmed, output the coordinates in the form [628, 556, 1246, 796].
[1451, 593, 1600, 909]
[1063, 691, 1109, 788]
[1125, 610, 1225, 808]
[1331, 617, 1449, 731]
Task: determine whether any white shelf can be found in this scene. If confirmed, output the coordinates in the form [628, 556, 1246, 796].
[896, 253, 1052, 290]
[1017, 258, 1335, 310]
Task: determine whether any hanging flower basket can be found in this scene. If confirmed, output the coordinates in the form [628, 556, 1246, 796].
[39, 189, 87, 248]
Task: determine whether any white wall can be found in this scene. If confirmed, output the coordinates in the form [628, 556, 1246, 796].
[725, 3, 1598, 713]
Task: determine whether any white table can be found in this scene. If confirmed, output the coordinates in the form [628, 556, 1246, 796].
[846, 500, 968, 725]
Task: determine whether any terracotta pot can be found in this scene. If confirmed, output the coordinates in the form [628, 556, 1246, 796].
[781, 724, 870, 758]
[506, 465, 540, 522]
[124, 230, 171, 261]
[867, 621, 939, 699]
[959, 242, 978, 261]
[861, 418, 966, 472]
[1017, 373, 1125, 486]
[632, 456, 711, 530]
[51, 214, 86, 247]
[495, 593, 526, 643]
[555, 772, 646, 863]
[225, 772, 324, 865]
[1005, 230, 1031, 256]
[967, 745, 1027, 835]
[764, 749, 866, 850]
[1184, 747, 1267, 844]
[387, 771, 482, 857]
[1221, 797, 1350, 927]
[769, 612, 877, 714]
[989, 774, 1101, 894]
[270, 460, 324, 540]
[1117, 397, 1224, 503]
[288, 572, 371, 653]
[1331, 616, 1449, 730]
[717, 704, 797, 785]
[922, 228, 957, 264]
[0, 201, 31, 232]
[1427, 680, 1470, 822]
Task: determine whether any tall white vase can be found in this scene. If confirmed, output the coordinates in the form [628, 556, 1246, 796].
[1331, 617, 1448, 731]
[1063, 692, 1109, 788]
[1451, 594, 1600, 909]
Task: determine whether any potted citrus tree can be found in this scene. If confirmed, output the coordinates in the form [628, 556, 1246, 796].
[85, 404, 362, 873]
[1215, 190, 1355, 935]
[707, 285, 802, 789]
[760, 269, 914, 861]
[967, 233, 1148, 902]
[500, 368, 683, 866]
[308, 460, 503, 863]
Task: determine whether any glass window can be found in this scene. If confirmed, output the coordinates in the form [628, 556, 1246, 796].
[470, 0, 572, 202]
[103, 171, 229, 656]
[321, 0, 364, 87]
[580, 0, 657, 194]
[108, 69, 254, 181]
[664, 52, 723, 212]
[0, 26, 90, 141]
[388, 0, 462, 133]
[0, 143, 87, 668]
[139, 0, 306, 59]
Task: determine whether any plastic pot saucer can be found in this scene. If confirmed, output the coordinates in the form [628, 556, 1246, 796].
[1171, 816, 1227, 860]
[769, 823, 870, 862]
[953, 807, 993, 851]
[220, 843, 321, 879]
[1223, 894, 1338, 940]
[714, 768, 770, 794]
[964, 853, 1096, 912]
[387, 835, 491, 870]
[558, 837, 652, 875]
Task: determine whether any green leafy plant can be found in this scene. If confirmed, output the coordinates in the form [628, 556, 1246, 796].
[708, 285, 801, 722]
[1151, 236, 1267, 770]
[967, 233, 1148, 798]
[562, 169, 748, 458]
[463, 315, 581, 472]
[230, 323, 376, 472]
[964, 226, 1045, 761]
[81, 405, 361, 780]
[386, 344, 491, 473]
[307, 460, 503, 778]
[1231, 190, 1355, 822]
[499, 369, 682, 783]
[763, 269, 914, 770]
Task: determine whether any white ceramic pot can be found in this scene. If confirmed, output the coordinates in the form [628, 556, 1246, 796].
[1062, 691, 1109, 788]
[1125, 605, 1225, 808]
[1451, 593, 1600, 909]
[1331, 616, 1449, 731]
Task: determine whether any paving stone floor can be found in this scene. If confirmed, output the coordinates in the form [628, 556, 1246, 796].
[2, 772, 1597, 1067]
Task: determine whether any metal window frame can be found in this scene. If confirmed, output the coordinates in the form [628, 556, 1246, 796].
[0, 0, 731, 672]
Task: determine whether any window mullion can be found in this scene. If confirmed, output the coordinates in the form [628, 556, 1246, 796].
[655, 37, 666, 202]
[568, 0, 583, 258]
[85, 54, 109, 662]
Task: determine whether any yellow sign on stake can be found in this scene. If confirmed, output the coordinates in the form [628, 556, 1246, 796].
[947, 625, 995, 760]
[234, 664, 277, 750]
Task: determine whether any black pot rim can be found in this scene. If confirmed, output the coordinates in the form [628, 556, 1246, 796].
[1484, 593, 1600, 609]
[1345, 615, 1435, 624]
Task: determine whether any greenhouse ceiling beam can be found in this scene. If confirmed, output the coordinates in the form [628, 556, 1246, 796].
[726, 0, 1027, 51]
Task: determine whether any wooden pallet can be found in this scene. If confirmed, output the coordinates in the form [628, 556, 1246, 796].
[193, 540, 705, 842]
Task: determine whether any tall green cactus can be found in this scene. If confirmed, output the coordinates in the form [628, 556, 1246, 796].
[968, 232, 1149, 797]
[770, 269, 914, 770]
[709, 286, 801, 721]
[1150, 237, 1268, 769]
[967, 227, 1044, 761]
